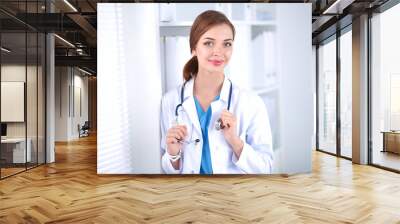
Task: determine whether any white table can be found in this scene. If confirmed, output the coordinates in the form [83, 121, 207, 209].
[1, 138, 31, 163]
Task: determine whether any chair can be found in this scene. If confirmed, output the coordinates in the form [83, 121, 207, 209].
[79, 121, 90, 138]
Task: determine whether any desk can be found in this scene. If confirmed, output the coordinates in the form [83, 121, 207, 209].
[381, 131, 400, 154]
[1, 138, 31, 163]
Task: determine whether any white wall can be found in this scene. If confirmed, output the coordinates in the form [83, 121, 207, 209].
[55, 67, 89, 141]
[72, 73, 89, 138]
[55, 66, 68, 141]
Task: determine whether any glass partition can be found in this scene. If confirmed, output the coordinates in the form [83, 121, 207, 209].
[1, 30, 28, 177]
[27, 30, 38, 169]
[0, 1, 46, 179]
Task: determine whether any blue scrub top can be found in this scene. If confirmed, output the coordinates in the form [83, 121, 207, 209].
[194, 95, 220, 175]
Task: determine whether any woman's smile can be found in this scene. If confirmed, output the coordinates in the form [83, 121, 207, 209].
[209, 59, 224, 66]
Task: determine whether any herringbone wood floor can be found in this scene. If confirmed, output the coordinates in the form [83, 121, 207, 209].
[1, 134, 400, 223]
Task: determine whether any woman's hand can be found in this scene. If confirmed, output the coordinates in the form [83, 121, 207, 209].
[219, 109, 244, 158]
[166, 125, 187, 156]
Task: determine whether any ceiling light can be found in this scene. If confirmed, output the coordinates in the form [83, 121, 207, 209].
[54, 34, 75, 48]
[78, 67, 92, 76]
[1, 47, 11, 53]
[63, 0, 78, 12]
[322, 0, 354, 15]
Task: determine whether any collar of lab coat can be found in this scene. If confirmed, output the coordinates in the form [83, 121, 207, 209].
[182, 76, 231, 103]
[181, 76, 231, 135]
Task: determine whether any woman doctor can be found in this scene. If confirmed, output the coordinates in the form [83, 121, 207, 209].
[161, 10, 273, 174]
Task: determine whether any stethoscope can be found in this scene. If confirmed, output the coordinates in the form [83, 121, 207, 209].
[174, 79, 233, 145]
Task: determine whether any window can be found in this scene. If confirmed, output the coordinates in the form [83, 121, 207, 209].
[340, 28, 352, 158]
[318, 36, 337, 155]
[371, 3, 400, 171]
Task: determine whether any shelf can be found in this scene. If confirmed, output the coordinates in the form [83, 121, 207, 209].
[159, 21, 192, 27]
[254, 85, 279, 95]
[234, 21, 275, 26]
[159, 20, 275, 27]
[159, 20, 275, 37]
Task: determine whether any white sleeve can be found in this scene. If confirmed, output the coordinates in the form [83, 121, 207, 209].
[160, 94, 182, 174]
[231, 95, 274, 174]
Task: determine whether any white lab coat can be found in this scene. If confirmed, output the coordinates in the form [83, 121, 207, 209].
[160, 77, 273, 174]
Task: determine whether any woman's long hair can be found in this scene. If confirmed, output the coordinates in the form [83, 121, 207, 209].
[183, 10, 235, 81]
